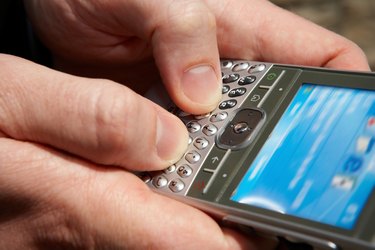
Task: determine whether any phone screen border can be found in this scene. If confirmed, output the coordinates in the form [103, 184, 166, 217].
[217, 67, 375, 244]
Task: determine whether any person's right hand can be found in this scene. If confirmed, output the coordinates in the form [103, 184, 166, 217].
[25, 0, 370, 117]
[0, 54, 277, 249]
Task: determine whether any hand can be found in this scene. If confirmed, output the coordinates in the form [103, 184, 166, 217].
[0, 54, 279, 249]
[6, 0, 369, 249]
[25, 0, 369, 115]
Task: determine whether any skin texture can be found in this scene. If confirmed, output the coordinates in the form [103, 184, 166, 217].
[0, 0, 370, 249]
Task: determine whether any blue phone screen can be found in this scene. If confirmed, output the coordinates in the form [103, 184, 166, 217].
[231, 84, 375, 229]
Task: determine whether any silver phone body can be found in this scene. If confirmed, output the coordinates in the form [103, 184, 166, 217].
[142, 60, 375, 250]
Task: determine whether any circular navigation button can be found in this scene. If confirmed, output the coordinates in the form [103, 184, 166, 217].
[233, 122, 250, 134]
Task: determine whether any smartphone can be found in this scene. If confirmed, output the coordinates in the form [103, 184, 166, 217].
[141, 60, 375, 250]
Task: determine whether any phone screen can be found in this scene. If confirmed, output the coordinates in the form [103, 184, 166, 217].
[231, 83, 375, 229]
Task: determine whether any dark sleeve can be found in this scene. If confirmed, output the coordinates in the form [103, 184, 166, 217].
[0, 0, 51, 66]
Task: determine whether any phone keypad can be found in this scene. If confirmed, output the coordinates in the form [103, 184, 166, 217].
[142, 60, 275, 195]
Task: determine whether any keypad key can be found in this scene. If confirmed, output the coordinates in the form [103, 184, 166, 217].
[221, 61, 233, 69]
[186, 121, 201, 133]
[210, 112, 228, 122]
[194, 137, 209, 149]
[168, 106, 190, 118]
[188, 136, 193, 145]
[219, 99, 237, 110]
[232, 62, 249, 72]
[195, 113, 211, 120]
[238, 75, 256, 85]
[222, 85, 230, 94]
[164, 164, 176, 174]
[185, 151, 201, 164]
[228, 87, 247, 97]
[203, 124, 218, 136]
[169, 179, 185, 192]
[152, 175, 168, 188]
[140, 173, 152, 184]
[177, 165, 193, 178]
[249, 64, 266, 73]
[222, 73, 240, 84]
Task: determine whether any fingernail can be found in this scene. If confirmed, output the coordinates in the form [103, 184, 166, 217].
[181, 65, 221, 108]
[156, 112, 188, 165]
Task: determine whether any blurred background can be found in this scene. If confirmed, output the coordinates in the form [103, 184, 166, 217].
[270, 0, 375, 70]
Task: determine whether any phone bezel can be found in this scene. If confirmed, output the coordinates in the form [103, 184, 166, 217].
[215, 66, 375, 245]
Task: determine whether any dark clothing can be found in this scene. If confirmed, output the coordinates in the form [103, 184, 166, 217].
[0, 0, 51, 65]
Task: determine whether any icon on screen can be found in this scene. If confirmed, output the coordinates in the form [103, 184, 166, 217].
[366, 116, 375, 134]
[344, 156, 363, 173]
[356, 136, 375, 154]
[331, 175, 356, 190]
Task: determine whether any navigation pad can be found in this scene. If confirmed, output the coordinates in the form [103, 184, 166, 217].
[218, 109, 264, 149]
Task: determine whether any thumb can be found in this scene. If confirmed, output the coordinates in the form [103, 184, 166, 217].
[0, 54, 188, 171]
[150, 0, 222, 114]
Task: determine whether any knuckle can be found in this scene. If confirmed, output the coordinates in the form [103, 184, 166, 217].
[91, 83, 141, 164]
[166, 1, 216, 37]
